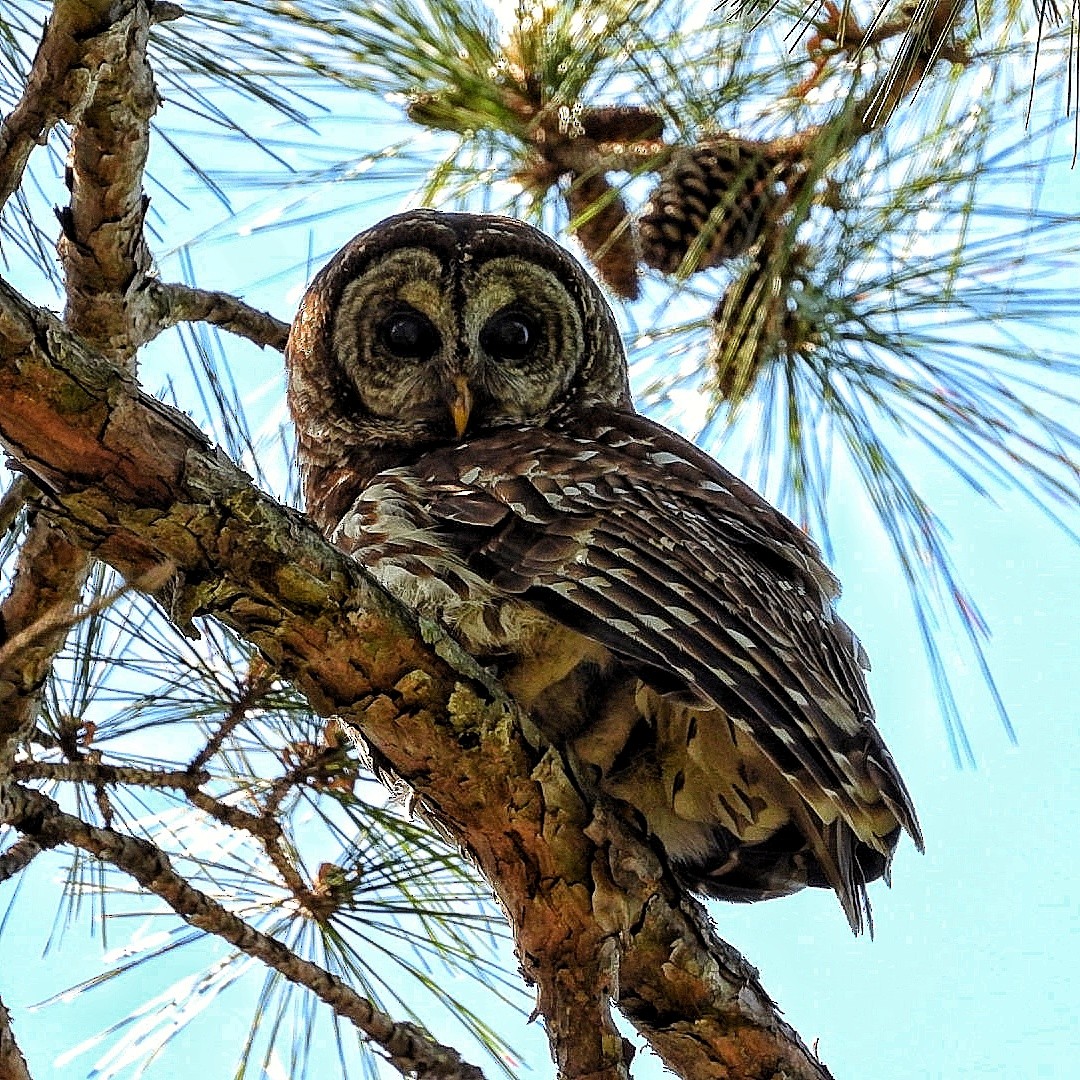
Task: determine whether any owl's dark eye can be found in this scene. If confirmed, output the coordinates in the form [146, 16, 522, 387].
[480, 307, 540, 361]
[377, 308, 439, 359]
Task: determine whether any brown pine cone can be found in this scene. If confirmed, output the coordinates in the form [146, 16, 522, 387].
[579, 105, 664, 143]
[566, 170, 641, 300]
[640, 139, 793, 274]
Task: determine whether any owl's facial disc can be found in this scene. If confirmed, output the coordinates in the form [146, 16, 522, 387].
[332, 245, 589, 439]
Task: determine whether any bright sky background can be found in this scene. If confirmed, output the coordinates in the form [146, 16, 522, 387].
[1, 6, 1078, 1079]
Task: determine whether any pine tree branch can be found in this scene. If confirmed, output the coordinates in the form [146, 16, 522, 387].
[0, 0, 159, 786]
[0, 558, 164, 670]
[0, 0, 108, 215]
[55, 0, 157, 365]
[0, 516, 91, 770]
[0, 0, 139, 781]
[185, 787, 321, 910]
[0, 782, 487, 1080]
[0, 520, 167, 773]
[848, 0, 972, 133]
[618, 867, 828, 1078]
[0, 993, 34, 1080]
[0, 475, 34, 537]
[9, 755, 323, 913]
[10, 761, 209, 788]
[0, 834, 55, 884]
[0, 279, 833, 1080]
[187, 659, 276, 771]
[136, 280, 291, 352]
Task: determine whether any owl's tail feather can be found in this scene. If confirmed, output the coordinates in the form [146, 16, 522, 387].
[787, 800, 874, 935]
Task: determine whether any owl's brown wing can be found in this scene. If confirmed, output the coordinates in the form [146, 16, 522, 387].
[411, 405, 923, 866]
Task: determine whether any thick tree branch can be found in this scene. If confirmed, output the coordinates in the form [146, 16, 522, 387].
[0, 476, 34, 537]
[0, 515, 91, 768]
[0, 834, 55, 884]
[1, 0, 156, 782]
[0, 782, 486, 1080]
[56, 0, 157, 364]
[0, 280, 832, 1080]
[0, 0, 109, 756]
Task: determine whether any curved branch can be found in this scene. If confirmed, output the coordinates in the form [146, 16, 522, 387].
[0, 278, 832, 1080]
[0, 782, 486, 1080]
[136, 280, 290, 352]
[0, 834, 55, 884]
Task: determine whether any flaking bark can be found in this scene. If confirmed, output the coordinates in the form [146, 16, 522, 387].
[55, 0, 156, 364]
[0, 0, 162, 779]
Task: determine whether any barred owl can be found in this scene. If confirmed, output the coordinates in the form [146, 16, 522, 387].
[286, 209, 922, 933]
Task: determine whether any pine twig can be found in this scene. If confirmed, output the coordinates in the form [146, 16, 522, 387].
[137, 280, 290, 352]
[0, 561, 172, 671]
[186, 662, 278, 772]
[186, 788, 316, 909]
[10, 761, 208, 788]
[10, 755, 320, 913]
[0, 783, 487, 1080]
[854, 0, 972, 132]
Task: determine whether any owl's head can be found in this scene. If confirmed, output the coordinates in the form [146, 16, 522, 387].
[287, 211, 631, 464]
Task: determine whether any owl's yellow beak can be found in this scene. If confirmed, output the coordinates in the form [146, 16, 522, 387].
[448, 375, 473, 439]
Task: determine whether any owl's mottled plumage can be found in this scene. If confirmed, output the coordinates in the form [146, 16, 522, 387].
[286, 209, 922, 933]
